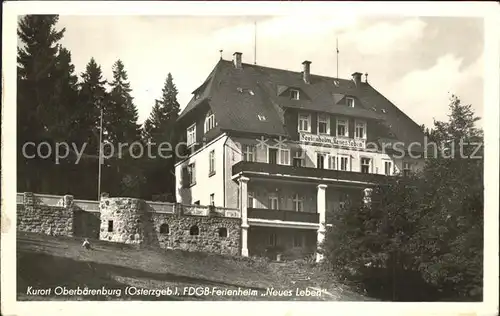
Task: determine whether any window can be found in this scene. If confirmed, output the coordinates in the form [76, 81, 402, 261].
[361, 158, 371, 173]
[298, 114, 311, 132]
[336, 119, 348, 137]
[292, 194, 304, 212]
[329, 155, 349, 171]
[243, 145, 255, 162]
[293, 150, 305, 167]
[209, 150, 215, 176]
[218, 227, 228, 238]
[355, 121, 367, 139]
[257, 114, 267, 121]
[328, 155, 336, 170]
[107, 220, 113, 232]
[279, 148, 290, 165]
[269, 233, 278, 246]
[210, 193, 215, 206]
[186, 163, 196, 186]
[403, 161, 411, 176]
[159, 224, 169, 234]
[346, 97, 355, 108]
[318, 115, 330, 134]
[248, 191, 255, 208]
[187, 123, 196, 147]
[189, 225, 199, 236]
[290, 89, 300, 100]
[269, 194, 279, 210]
[340, 156, 349, 171]
[268, 148, 278, 164]
[204, 111, 216, 133]
[384, 160, 392, 176]
[293, 233, 304, 248]
[317, 153, 326, 169]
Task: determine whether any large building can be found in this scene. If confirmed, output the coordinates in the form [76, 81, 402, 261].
[174, 52, 425, 261]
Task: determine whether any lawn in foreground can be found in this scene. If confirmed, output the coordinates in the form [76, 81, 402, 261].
[16, 232, 367, 301]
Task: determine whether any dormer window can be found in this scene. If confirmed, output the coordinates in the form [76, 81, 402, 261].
[290, 89, 300, 100]
[204, 111, 216, 133]
[346, 97, 355, 108]
[258, 114, 267, 121]
[194, 92, 200, 100]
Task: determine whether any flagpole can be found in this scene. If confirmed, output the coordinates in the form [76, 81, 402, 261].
[98, 103, 103, 201]
[254, 21, 257, 65]
[336, 37, 339, 79]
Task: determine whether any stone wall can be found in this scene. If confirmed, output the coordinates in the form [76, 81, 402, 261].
[73, 209, 101, 239]
[152, 213, 241, 256]
[17, 193, 242, 257]
[17, 193, 74, 237]
[99, 197, 159, 246]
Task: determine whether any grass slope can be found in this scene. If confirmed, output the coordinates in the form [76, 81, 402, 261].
[17, 232, 368, 301]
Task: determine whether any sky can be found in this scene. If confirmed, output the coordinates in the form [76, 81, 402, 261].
[52, 15, 484, 129]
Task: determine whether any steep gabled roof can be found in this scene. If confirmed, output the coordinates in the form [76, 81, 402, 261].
[178, 59, 425, 146]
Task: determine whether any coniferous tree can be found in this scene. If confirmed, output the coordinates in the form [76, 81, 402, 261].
[68, 58, 108, 198]
[17, 15, 78, 194]
[104, 60, 141, 144]
[101, 60, 144, 197]
[323, 95, 483, 301]
[142, 73, 180, 201]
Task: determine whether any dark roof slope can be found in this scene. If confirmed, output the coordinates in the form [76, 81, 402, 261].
[178, 59, 424, 146]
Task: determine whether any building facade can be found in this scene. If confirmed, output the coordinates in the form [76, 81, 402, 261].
[175, 52, 425, 261]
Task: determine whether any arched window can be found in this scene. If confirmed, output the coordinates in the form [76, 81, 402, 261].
[218, 227, 228, 238]
[160, 224, 169, 234]
[190, 225, 199, 236]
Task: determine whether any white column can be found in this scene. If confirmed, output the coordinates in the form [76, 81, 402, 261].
[239, 176, 250, 257]
[316, 184, 327, 262]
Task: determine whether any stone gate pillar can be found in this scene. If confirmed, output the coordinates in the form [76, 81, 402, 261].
[239, 176, 250, 257]
[316, 184, 327, 262]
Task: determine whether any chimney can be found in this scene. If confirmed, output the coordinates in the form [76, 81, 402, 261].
[352, 72, 362, 87]
[233, 52, 242, 69]
[302, 60, 311, 84]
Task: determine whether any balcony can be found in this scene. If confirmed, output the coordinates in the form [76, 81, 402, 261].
[248, 207, 319, 223]
[232, 161, 386, 184]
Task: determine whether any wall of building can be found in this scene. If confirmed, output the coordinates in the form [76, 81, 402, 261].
[224, 137, 241, 209]
[247, 181, 317, 212]
[175, 134, 228, 206]
[229, 135, 425, 177]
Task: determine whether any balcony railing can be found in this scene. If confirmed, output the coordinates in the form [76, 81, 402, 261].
[233, 161, 386, 184]
[248, 207, 319, 223]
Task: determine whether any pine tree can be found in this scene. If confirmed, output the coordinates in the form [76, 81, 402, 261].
[104, 60, 141, 145]
[142, 73, 180, 200]
[143, 73, 180, 141]
[66, 58, 108, 199]
[17, 15, 78, 193]
[101, 60, 143, 197]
